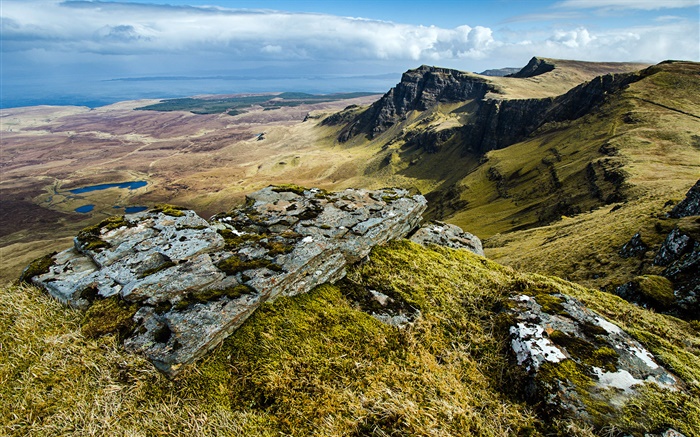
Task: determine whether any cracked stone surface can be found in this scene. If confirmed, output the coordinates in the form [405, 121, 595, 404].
[26, 186, 427, 375]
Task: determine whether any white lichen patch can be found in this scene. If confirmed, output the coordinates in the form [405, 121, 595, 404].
[595, 316, 623, 335]
[629, 345, 659, 370]
[593, 366, 679, 393]
[510, 322, 567, 371]
[593, 367, 646, 392]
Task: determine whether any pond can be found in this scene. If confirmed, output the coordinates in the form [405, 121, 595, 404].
[75, 204, 95, 213]
[69, 180, 147, 194]
[76, 205, 149, 214]
[125, 206, 148, 214]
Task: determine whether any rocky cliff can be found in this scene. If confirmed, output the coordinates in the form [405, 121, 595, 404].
[335, 59, 642, 154]
[333, 65, 494, 141]
[462, 70, 640, 152]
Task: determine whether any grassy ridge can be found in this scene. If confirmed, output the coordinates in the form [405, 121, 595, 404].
[3, 241, 699, 436]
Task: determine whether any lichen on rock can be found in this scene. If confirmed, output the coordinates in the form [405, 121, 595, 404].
[25, 185, 427, 375]
[504, 279, 683, 427]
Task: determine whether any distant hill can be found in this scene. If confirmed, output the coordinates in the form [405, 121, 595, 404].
[477, 67, 520, 76]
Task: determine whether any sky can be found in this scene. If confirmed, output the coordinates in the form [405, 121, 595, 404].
[1, 0, 699, 108]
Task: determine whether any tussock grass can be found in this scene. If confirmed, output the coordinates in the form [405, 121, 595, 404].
[0, 282, 266, 436]
[4, 241, 699, 436]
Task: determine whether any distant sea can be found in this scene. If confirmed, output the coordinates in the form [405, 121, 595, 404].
[0, 74, 398, 109]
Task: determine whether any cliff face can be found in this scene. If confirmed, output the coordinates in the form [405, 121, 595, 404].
[462, 71, 641, 153]
[337, 65, 494, 141]
[337, 61, 643, 154]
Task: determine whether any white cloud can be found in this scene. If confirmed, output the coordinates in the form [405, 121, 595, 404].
[0, 0, 697, 76]
[555, 0, 699, 10]
[0, 1, 497, 61]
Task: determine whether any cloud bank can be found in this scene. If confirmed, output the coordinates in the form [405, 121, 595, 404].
[2, 0, 698, 69]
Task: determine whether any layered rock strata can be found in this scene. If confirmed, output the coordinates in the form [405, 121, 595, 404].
[24, 186, 427, 375]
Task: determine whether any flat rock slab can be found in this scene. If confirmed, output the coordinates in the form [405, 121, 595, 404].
[27, 186, 427, 376]
[506, 282, 682, 426]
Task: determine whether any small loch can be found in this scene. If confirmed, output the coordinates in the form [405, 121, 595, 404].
[69, 180, 147, 194]
[125, 206, 148, 214]
[75, 204, 95, 213]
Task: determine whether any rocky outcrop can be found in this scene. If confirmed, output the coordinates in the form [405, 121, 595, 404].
[336, 65, 494, 141]
[618, 232, 648, 258]
[669, 179, 700, 218]
[506, 283, 682, 427]
[616, 180, 700, 317]
[409, 220, 483, 256]
[654, 227, 695, 266]
[655, 181, 700, 315]
[23, 186, 427, 375]
[506, 57, 555, 78]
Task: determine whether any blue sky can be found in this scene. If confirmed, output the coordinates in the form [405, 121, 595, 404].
[1, 0, 699, 107]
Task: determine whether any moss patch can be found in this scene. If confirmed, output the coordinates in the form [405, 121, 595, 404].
[19, 252, 56, 282]
[217, 229, 264, 250]
[634, 275, 675, 308]
[150, 204, 186, 217]
[260, 240, 294, 256]
[216, 256, 282, 275]
[270, 184, 307, 196]
[81, 296, 139, 339]
[548, 330, 618, 371]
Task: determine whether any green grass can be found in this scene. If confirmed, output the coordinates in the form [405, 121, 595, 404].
[4, 241, 699, 435]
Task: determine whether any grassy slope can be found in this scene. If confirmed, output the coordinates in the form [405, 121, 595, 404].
[338, 61, 699, 292]
[3, 241, 700, 436]
[476, 62, 700, 290]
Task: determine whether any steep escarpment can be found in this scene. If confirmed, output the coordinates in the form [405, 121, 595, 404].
[464, 71, 641, 152]
[338, 60, 643, 154]
[333, 65, 495, 141]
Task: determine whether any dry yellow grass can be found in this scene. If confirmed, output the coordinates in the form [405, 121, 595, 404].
[3, 241, 700, 436]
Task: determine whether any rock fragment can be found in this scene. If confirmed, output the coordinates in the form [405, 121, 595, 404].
[409, 220, 484, 256]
